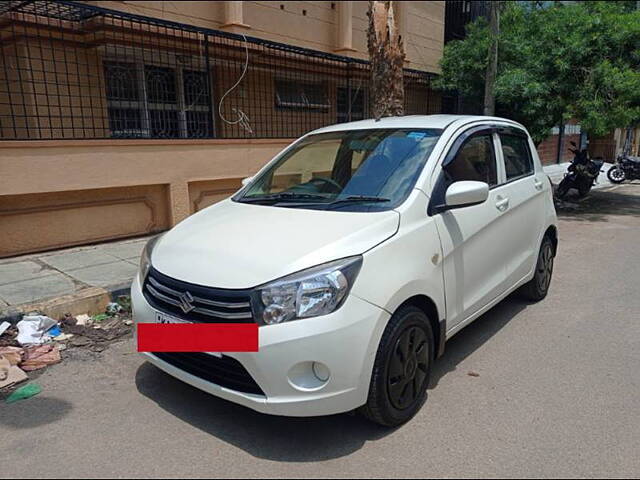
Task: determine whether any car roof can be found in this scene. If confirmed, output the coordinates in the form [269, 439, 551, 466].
[309, 114, 526, 135]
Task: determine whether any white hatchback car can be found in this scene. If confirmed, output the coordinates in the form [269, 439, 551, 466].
[133, 115, 557, 426]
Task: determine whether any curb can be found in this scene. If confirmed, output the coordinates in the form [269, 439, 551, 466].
[0, 282, 132, 324]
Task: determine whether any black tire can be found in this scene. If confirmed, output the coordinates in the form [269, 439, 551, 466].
[359, 305, 433, 427]
[555, 178, 570, 199]
[607, 166, 626, 184]
[519, 236, 555, 302]
[577, 181, 591, 198]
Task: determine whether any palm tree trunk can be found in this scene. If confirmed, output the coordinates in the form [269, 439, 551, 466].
[367, 1, 405, 119]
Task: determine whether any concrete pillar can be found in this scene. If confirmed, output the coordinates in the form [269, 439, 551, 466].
[334, 1, 356, 53]
[221, 1, 250, 31]
[169, 182, 191, 225]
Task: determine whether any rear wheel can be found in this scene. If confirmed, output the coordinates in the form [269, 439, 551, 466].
[519, 236, 555, 301]
[360, 305, 433, 427]
[607, 166, 626, 183]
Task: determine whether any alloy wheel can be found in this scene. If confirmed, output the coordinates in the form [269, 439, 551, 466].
[536, 242, 554, 293]
[610, 167, 625, 182]
[387, 326, 429, 410]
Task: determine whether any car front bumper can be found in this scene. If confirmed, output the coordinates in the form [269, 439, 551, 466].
[131, 275, 390, 417]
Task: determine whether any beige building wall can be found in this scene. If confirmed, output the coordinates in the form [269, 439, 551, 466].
[90, 1, 444, 72]
[0, 139, 289, 257]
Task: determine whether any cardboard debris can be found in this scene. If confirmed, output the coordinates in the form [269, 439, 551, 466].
[75, 314, 91, 326]
[0, 346, 24, 366]
[0, 365, 28, 389]
[21, 345, 61, 371]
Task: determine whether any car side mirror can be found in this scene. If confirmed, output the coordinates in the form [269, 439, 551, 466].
[444, 181, 489, 210]
[241, 176, 253, 187]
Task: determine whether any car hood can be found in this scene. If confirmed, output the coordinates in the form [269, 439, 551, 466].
[151, 199, 399, 289]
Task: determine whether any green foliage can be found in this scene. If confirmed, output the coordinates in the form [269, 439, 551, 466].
[435, 1, 640, 144]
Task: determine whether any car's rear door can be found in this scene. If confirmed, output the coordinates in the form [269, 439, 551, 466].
[494, 128, 546, 286]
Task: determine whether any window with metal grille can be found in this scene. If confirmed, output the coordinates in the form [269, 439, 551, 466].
[104, 62, 212, 139]
[275, 80, 329, 109]
[337, 86, 367, 123]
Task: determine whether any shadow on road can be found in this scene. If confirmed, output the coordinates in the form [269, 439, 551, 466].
[430, 296, 529, 388]
[135, 362, 390, 462]
[555, 183, 640, 222]
[135, 295, 530, 462]
[0, 397, 73, 429]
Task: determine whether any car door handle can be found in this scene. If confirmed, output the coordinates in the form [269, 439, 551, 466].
[534, 178, 544, 191]
[496, 196, 509, 212]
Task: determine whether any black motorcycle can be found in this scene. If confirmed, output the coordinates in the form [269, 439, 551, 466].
[607, 155, 640, 183]
[555, 141, 604, 199]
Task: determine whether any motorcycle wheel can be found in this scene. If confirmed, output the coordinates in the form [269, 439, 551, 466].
[555, 178, 571, 199]
[607, 166, 626, 183]
[577, 182, 591, 198]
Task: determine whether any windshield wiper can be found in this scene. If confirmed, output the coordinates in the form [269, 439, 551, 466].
[326, 195, 391, 207]
[239, 192, 328, 204]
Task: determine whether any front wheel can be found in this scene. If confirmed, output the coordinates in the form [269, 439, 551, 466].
[607, 166, 626, 184]
[360, 305, 433, 427]
[555, 178, 571, 199]
[577, 181, 592, 198]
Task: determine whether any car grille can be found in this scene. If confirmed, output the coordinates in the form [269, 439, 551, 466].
[152, 352, 265, 396]
[143, 267, 255, 323]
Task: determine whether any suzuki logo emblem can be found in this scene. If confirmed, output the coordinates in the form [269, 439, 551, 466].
[178, 291, 195, 313]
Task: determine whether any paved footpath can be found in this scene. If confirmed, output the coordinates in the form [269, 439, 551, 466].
[1, 183, 639, 478]
[0, 237, 149, 312]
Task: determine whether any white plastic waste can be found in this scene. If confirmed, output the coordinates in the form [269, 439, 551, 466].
[16, 315, 57, 345]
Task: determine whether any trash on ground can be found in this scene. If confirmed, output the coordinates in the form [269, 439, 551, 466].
[75, 314, 91, 326]
[21, 345, 61, 371]
[52, 333, 74, 342]
[92, 313, 109, 323]
[106, 302, 123, 316]
[0, 321, 11, 337]
[0, 354, 28, 389]
[16, 315, 57, 345]
[6, 383, 42, 404]
[467, 371, 480, 377]
[47, 325, 62, 337]
[0, 346, 24, 366]
[60, 313, 77, 327]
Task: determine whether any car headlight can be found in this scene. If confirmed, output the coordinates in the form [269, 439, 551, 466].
[254, 256, 362, 325]
[138, 234, 163, 283]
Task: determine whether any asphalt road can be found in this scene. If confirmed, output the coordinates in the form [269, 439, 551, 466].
[2, 184, 640, 479]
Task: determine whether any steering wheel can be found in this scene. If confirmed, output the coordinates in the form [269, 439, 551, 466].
[308, 176, 343, 193]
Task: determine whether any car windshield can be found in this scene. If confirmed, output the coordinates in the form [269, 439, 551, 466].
[234, 128, 442, 212]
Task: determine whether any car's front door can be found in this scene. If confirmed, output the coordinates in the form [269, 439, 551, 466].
[431, 127, 510, 331]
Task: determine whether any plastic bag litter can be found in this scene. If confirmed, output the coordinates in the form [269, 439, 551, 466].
[16, 315, 57, 345]
[5, 383, 41, 404]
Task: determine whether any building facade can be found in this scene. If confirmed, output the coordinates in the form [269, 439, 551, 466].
[0, 1, 445, 257]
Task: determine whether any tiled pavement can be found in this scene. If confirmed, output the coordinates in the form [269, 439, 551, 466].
[0, 236, 149, 308]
